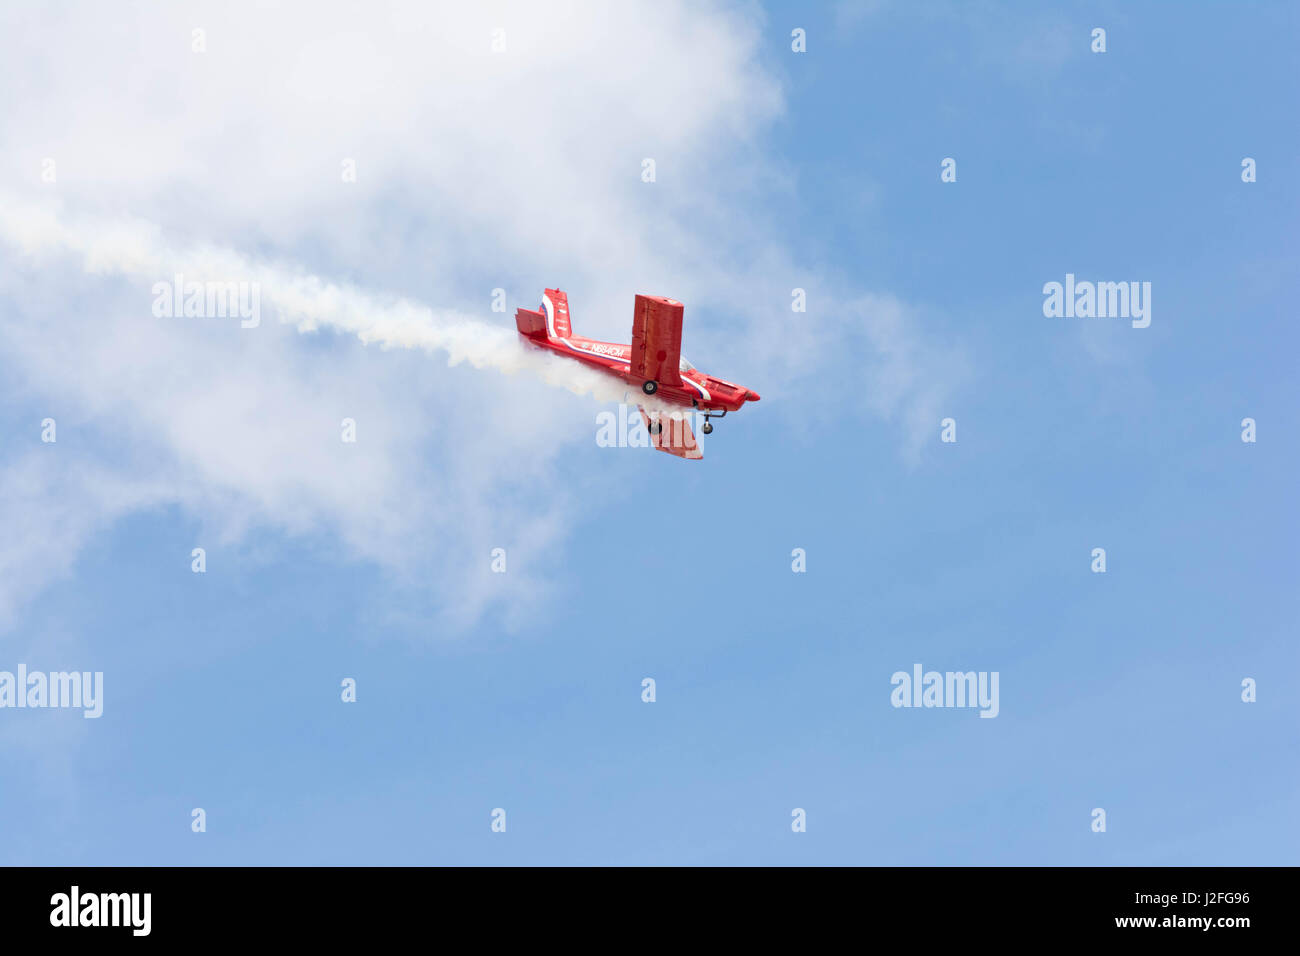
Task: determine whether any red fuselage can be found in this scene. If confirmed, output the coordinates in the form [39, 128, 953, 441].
[515, 290, 760, 413]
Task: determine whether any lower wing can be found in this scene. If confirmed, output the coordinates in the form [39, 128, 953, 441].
[638, 406, 702, 460]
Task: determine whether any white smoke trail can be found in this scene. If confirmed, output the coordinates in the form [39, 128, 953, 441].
[0, 196, 682, 414]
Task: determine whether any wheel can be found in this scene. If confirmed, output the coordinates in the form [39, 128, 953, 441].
[642, 380, 658, 395]
[649, 421, 662, 435]
[702, 422, 714, 435]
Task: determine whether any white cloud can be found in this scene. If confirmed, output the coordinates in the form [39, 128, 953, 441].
[0, 0, 963, 631]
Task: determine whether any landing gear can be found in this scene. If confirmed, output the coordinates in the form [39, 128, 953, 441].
[649, 421, 663, 435]
[642, 380, 658, 395]
[699, 407, 725, 435]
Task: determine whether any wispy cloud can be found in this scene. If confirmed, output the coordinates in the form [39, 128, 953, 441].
[0, 0, 965, 630]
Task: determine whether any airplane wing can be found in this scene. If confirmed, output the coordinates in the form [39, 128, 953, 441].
[639, 406, 702, 460]
[629, 294, 684, 388]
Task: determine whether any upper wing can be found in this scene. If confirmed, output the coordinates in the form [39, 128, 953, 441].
[629, 294, 684, 388]
[638, 406, 703, 460]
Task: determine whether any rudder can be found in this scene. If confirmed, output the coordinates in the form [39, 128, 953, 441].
[541, 288, 573, 338]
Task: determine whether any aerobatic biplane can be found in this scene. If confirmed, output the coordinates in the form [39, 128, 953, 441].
[515, 289, 760, 459]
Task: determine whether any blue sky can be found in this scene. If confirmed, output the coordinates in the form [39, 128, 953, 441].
[0, 1, 1296, 865]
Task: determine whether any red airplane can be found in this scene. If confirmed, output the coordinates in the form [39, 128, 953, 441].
[515, 289, 760, 459]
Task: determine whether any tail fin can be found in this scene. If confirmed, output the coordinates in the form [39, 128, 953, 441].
[543, 288, 573, 338]
[515, 288, 573, 340]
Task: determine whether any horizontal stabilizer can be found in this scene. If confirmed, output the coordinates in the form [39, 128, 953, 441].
[515, 307, 547, 338]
